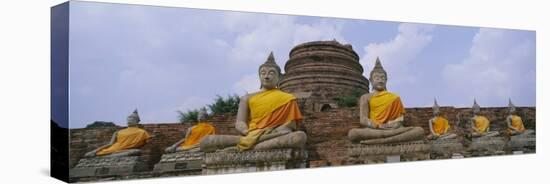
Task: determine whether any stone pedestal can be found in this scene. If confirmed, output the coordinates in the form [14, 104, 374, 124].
[429, 138, 465, 159]
[203, 149, 308, 175]
[153, 152, 204, 175]
[507, 133, 536, 153]
[348, 140, 430, 164]
[467, 136, 507, 156]
[70, 156, 148, 178]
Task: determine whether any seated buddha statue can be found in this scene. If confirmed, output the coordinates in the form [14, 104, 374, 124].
[200, 52, 307, 152]
[164, 109, 216, 153]
[470, 100, 499, 138]
[348, 57, 424, 144]
[84, 109, 152, 157]
[427, 99, 457, 140]
[506, 98, 534, 136]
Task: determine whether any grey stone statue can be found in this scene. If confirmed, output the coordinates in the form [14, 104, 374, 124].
[200, 52, 307, 152]
[348, 57, 424, 144]
[470, 100, 499, 138]
[84, 109, 152, 158]
[427, 98, 457, 140]
[506, 98, 534, 136]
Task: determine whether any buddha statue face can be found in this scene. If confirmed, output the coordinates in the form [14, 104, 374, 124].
[433, 109, 441, 117]
[371, 72, 387, 92]
[127, 110, 140, 126]
[259, 66, 281, 90]
[473, 109, 480, 116]
[127, 116, 139, 126]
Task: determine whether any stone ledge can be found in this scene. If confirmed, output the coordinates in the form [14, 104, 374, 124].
[70, 156, 148, 178]
[507, 134, 536, 152]
[349, 140, 430, 156]
[203, 149, 308, 175]
[153, 152, 204, 173]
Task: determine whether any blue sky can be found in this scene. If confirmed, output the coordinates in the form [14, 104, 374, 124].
[67, 1, 535, 128]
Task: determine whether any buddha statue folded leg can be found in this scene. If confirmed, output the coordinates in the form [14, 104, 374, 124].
[348, 127, 424, 144]
[438, 133, 457, 140]
[101, 149, 141, 158]
[252, 131, 307, 150]
[199, 135, 241, 153]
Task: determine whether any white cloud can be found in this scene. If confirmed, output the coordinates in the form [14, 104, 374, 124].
[223, 13, 348, 68]
[442, 28, 535, 106]
[233, 73, 261, 95]
[176, 96, 211, 112]
[360, 23, 435, 86]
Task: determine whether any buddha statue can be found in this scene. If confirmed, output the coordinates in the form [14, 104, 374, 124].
[164, 109, 216, 153]
[427, 99, 457, 140]
[470, 100, 499, 138]
[348, 57, 424, 144]
[200, 52, 307, 152]
[84, 109, 152, 157]
[506, 98, 534, 136]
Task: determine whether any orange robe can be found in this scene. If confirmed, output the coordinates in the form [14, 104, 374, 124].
[432, 116, 450, 136]
[368, 91, 405, 127]
[508, 115, 525, 134]
[178, 122, 215, 149]
[96, 127, 151, 156]
[473, 116, 490, 133]
[237, 89, 303, 150]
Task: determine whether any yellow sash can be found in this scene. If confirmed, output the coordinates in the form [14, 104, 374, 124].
[368, 91, 405, 127]
[432, 116, 450, 136]
[509, 115, 525, 133]
[178, 122, 215, 149]
[474, 116, 490, 133]
[97, 127, 150, 156]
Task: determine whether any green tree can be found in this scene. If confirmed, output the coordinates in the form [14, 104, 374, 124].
[207, 94, 240, 115]
[333, 88, 366, 107]
[177, 109, 200, 123]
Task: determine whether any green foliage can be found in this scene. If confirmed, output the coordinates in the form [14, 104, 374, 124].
[207, 94, 240, 115]
[332, 88, 365, 108]
[177, 109, 199, 124]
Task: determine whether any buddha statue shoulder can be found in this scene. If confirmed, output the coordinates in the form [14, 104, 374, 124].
[348, 57, 424, 144]
[84, 109, 152, 158]
[200, 52, 307, 152]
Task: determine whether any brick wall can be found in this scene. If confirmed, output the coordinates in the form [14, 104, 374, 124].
[68, 106, 535, 168]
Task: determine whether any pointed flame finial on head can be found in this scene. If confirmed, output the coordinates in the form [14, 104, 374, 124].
[432, 98, 440, 115]
[508, 98, 516, 113]
[370, 57, 387, 79]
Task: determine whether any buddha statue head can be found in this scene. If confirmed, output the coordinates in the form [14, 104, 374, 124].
[197, 108, 208, 122]
[432, 98, 441, 116]
[472, 99, 481, 116]
[369, 57, 388, 92]
[258, 51, 282, 90]
[508, 98, 517, 115]
[127, 109, 141, 127]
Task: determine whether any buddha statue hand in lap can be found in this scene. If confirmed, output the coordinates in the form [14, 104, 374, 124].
[427, 98, 457, 140]
[200, 52, 307, 152]
[348, 57, 424, 144]
[84, 109, 152, 158]
[164, 108, 215, 153]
